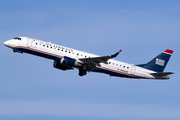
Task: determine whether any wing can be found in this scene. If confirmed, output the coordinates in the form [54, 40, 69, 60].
[79, 50, 122, 66]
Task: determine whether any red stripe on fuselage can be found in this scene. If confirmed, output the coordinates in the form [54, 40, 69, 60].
[14, 46, 63, 58]
[96, 65, 144, 78]
[14, 46, 145, 78]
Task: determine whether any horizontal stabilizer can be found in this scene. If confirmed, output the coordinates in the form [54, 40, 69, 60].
[150, 72, 174, 77]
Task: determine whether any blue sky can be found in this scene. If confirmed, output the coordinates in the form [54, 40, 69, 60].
[0, 0, 180, 120]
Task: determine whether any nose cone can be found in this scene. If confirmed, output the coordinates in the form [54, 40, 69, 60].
[4, 41, 10, 46]
[4, 40, 13, 48]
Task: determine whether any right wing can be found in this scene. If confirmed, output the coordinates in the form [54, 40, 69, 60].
[79, 50, 122, 66]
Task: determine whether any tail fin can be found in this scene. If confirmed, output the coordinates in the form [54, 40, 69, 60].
[137, 49, 173, 72]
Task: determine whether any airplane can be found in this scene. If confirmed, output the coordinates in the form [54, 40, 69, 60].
[4, 37, 174, 79]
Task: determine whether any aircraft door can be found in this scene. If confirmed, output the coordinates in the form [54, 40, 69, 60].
[27, 38, 33, 47]
[131, 65, 136, 75]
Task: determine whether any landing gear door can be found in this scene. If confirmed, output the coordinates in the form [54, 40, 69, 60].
[131, 65, 136, 75]
[27, 38, 33, 47]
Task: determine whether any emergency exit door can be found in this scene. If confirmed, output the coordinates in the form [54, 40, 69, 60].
[131, 65, 136, 75]
[27, 38, 33, 47]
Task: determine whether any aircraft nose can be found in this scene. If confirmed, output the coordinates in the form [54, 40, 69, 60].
[4, 41, 9, 46]
[4, 40, 11, 46]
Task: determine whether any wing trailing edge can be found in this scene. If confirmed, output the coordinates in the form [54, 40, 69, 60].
[79, 50, 122, 64]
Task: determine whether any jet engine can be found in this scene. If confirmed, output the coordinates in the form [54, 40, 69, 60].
[53, 56, 82, 71]
[53, 60, 73, 71]
[60, 56, 82, 67]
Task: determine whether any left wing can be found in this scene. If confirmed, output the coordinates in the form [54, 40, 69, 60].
[79, 50, 122, 66]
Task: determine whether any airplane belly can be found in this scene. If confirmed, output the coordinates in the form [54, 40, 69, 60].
[94, 65, 138, 78]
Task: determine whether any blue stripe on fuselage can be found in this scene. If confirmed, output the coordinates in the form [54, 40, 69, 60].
[93, 66, 139, 78]
[14, 46, 143, 78]
[14, 47, 62, 61]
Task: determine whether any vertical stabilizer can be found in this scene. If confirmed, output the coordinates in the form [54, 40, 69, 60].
[137, 49, 173, 72]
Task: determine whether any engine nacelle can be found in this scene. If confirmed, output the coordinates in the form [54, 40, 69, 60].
[13, 49, 23, 53]
[53, 61, 73, 71]
[60, 56, 81, 67]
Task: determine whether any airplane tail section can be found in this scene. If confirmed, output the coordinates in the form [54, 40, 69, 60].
[137, 49, 173, 72]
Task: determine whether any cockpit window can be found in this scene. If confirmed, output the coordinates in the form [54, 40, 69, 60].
[14, 37, 21, 40]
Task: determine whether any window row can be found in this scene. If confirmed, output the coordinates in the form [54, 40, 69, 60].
[35, 42, 90, 58]
[34, 42, 129, 69]
[108, 62, 130, 69]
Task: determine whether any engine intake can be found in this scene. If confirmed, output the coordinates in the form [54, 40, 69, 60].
[53, 61, 73, 71]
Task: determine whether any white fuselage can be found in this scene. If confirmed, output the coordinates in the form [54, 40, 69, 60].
[4, 37, 156, 79]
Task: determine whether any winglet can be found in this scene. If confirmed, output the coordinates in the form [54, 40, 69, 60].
[163, 49, 173, 55]
[111, 50, 122, 58]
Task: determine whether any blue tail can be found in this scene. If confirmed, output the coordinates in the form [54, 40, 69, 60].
[137, 49, 173, 72]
